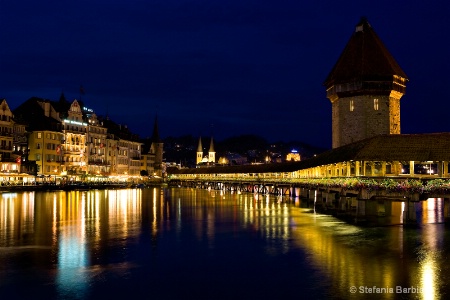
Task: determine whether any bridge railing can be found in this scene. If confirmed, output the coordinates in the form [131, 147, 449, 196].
[168, 175, 450, 196]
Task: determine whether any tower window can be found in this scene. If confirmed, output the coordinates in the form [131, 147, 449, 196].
[349, 100, 354, 111]
[374, 98, 379, 110]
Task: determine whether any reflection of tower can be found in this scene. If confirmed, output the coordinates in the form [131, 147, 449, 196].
[324, 17, 408, 149]
[208, 137, 215, 163]
[150, 115, 164, 176]
[196, 137, 203, 165]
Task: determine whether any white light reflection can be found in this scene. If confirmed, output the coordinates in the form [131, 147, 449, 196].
[56, 191, 88, 299]
[421, 258, 436, 300]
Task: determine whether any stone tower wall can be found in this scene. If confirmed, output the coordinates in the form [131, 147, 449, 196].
[332, 94, 400, 148]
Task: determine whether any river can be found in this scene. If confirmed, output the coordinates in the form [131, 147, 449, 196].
[0, 187, 449, 299]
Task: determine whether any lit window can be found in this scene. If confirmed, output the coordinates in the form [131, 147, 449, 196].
[350, 100, 354, 111]
[374, 98, 379, 110]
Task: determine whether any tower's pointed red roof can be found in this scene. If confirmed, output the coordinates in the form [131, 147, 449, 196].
[324, 17, 408, 87]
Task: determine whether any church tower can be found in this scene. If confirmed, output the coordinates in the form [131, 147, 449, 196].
[196, 137, 203, 165]
[324, 18, 408, 148]
[208, 136, 215, 163]
[149, 115, 164, 176]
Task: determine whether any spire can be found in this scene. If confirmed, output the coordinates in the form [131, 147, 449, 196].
[355, 16, 371, 32]
[59, 91, 66, 102]
[197, 136, 203, 152]
[324, 17, 408, 88]
[58, 91, 69, 105]
[151, 114, 160, 143]
[209, 136, 215, 152]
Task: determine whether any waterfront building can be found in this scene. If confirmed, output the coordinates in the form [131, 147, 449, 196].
[85, 111, 109, 176]
[13, 96, 147, 181]
[0, 99, 34, 181]
[128, 139, 142, 177]
[324, 17, 408, 148]
[60, 99, 88, 176]
[13, 121, 37, 175]
[0, 99, 14, 163]
[105, 137, 118, 177]
[99, 117, 143, 179]
[14, 97, 64, 179]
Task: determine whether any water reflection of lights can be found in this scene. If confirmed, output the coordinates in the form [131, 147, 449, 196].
[0, 192, 36, 247]
[421, 257, 436, 300]
[419, 198, 443, 224]
[417, 221, 441, 300]
[56, 191, 88, 299]
[241, 193, 290, 254]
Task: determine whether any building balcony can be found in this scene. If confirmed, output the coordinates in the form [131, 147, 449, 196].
[62, 161, 83, 167]
[88, 160, 110, 166]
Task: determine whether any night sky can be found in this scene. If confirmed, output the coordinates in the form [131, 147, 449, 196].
[1, 1, 449, 149]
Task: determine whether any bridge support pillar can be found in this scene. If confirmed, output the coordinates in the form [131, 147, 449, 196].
[338, 196, 348, 211]
[364, 199, 385, 218]
[357, 200, 366, 216]
[315, 190, 324, 206]
[300, 188, 308, 198]
[444, 198, 450, 222]
[403, 200, 417, 223]
[321, 192, 336, 208]
[309, 189, 317, 202]
[290, 187, 300, 197]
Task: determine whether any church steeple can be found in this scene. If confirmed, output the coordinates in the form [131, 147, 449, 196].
[196, 137, 203, 165]
[324, 18, 408, 148]
[208, 136, 215, 163]
[151, 114, 160, 143]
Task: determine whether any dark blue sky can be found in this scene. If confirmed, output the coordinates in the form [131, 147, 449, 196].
[1, 1, 449, 148]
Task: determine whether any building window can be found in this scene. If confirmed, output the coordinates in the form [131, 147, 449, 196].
[350, 100, 354, 112]
[374, 98, 379, 110]
[37, 132, 42, 139]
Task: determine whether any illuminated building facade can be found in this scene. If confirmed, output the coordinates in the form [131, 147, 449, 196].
[28, 130, 65, 176]
[12, 122, 32, 173]
[0, 99, 14, 163]
[13, 96, 146, 180]
[324, 18, 408, 148]
[14, 98, 64, 177]
[99, 118, 143, 179]
[61, 100, 87, 176]
[86, 112, 108, 175]
[286, 149, 301, 162]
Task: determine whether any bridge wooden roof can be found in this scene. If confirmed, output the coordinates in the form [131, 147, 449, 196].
[169, 133, 450, 175]
[309, 133, 450, 164]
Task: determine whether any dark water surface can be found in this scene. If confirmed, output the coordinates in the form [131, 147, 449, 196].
[1, 188, 449, 299]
